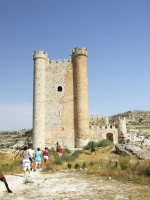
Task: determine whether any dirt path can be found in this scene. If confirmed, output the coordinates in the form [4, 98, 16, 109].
[0, 170, 150, 200]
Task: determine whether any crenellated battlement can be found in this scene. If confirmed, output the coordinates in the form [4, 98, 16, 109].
[49, 59, 70, 64]
[118, 117, 126, 122]
[71, 47, 88, 59]
[90, 115, 106, 121]
[90, 124, 116, 130]
[33, 51, 48, 60]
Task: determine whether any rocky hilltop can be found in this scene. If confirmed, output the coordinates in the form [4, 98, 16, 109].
[109, 110, 150, 136]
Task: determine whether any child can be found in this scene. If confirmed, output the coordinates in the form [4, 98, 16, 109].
[57, 145, 62, 157]
[43, 147, 49, 165]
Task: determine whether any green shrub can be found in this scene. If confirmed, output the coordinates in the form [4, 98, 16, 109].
[71, 150, 82, 159]
[62, 150, 82, 162]
[83, 140, 113, 150]
[23, 178, 34, 184]
[96, 139, 113, 147]
[51, 150, 82, 166]
[82, 161, 86, 169]
[0, 161, 21, 173]
[74, 163, 80, 169]
[119, 157, 129, 170]
[90, 161, 94, 166]
[63, 147, 71, 154]
[53, 158, 63, 165]
[84, 151, 91, 155]
[67, 163, 72, 169]
[49, 148, 58, 157]
[144, 165, 150, 176]
[113, 161, 118, 169]
[83, 141, 96, 150]
[50, 147, 56, 153]
[61, 155, 75, 162]
[0, 164, 10, 172]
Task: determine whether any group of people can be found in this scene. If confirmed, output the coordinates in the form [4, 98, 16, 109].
[22, 146, 49, 177]
[22, 144, 63, 177]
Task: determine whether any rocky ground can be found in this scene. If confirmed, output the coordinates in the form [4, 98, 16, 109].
[0, 170, 150, 200]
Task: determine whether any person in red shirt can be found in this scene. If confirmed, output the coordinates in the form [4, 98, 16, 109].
[57, 145, 62, 157]
[43, 147, 49, 165]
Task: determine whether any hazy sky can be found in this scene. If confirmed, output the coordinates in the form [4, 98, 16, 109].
[0, 0, 150, 130]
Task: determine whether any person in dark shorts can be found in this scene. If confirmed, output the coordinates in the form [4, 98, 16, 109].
[28, 148, 34, 171]
[91, 142, 96, 155]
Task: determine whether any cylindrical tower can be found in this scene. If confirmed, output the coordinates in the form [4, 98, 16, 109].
[118, 117, 127, 140]
[33, 51, 47, 150]
[105, 116, 109, 126]
[72, 47, 90, 147]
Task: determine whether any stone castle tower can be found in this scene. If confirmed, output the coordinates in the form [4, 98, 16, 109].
[33, 47, 90, 150]
[118, 117, 127, 139]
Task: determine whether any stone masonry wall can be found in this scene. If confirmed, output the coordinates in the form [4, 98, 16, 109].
[33, 48, 91, 149]
[45, 60, 74, 148]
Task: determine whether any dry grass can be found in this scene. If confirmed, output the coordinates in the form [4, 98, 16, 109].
[1, 146, 150, 185]
[0, 152, 23, 174]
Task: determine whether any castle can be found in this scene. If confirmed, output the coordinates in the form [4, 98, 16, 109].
[33, 47, 127, 150]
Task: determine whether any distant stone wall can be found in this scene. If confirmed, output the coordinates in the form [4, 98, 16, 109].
[90, 124, 118, 144]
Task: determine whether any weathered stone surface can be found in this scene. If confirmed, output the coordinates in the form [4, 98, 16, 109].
[115, 143, 150, 159]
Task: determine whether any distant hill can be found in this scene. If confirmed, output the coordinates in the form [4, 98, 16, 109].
[109, 110, 150, 136]
[1, 110, 150, 150]
[0, 129, 32, 150]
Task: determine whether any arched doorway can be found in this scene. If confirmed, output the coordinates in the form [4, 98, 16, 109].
[106, 133, 113, 142]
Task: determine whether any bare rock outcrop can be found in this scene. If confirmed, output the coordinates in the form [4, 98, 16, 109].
[115, 143, 150, 160]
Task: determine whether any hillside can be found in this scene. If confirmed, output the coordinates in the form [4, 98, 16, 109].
[0, 129, 32, 150]
[1, 110, 150, 150]
[109, 110, 150, 136]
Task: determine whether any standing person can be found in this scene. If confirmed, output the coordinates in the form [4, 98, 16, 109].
[43, 147, 49, 165]
[34, 147, 42, 171]
[57, 145, 62, 157]
[22, 146, 31, 178]
[28, 148, 34, 171]
[56, 141, 59, 152]
[91, 142, 96, 155]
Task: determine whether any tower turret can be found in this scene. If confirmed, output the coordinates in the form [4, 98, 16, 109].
[118, 117, 127, 140]
[71, 47, 90, 147]
[105, 116, 109, 126]
[33, 51, 48, 150]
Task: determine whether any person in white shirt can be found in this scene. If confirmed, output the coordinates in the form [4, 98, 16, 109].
[28, 148, 34, 171]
